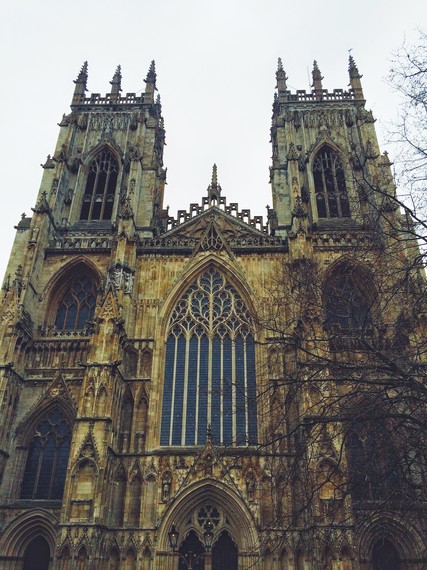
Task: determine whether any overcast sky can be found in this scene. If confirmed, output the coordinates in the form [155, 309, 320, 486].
[1, 0, 425, 281]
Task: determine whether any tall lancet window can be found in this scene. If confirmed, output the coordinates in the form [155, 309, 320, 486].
[80, 149, 119, 221]
[313, 147, 350, 219]
[160, 268, 257, 447]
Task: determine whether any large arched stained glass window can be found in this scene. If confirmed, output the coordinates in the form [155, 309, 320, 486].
[20, 407, 71, 499]
[160, 268, 257, 447]
[54, 275, 96, 330]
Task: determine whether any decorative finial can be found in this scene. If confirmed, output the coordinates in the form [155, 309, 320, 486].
[110, 65, 122, 94]
[72, 61, 88, 104]
[74, 61, 88, 85]
[348, 54, 361, 79]
[348, 53, 364, 99]
[211, 163, 218, 186]
[312, 60, 323, 97]
[276, 57, 288, 92]
[145, 60, 157, 84]
[207, 424, 212, 442]
[155, 93, 162, 115]
[207, 164, 221, 204]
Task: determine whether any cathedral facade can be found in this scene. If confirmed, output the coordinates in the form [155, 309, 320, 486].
[0, 59, 425, 569]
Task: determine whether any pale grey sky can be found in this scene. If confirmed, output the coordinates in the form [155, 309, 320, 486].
[1, 0, 425, 280]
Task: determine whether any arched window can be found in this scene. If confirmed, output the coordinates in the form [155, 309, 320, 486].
[324, 265, 372, 334]
[80, 149, 119, 221]
[54, 275, 96, 330]
[20, 407, 71, 499]
[160, 268, 257, 447]
[313, 147, 350, 219]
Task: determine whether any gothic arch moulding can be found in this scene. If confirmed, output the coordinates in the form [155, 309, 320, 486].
[157, 478, 259, 554]
[357, 516, 426, 566]
[157, 253, 258, 337]
[42, 257, 102, 331]
[0, 509, 58, 559]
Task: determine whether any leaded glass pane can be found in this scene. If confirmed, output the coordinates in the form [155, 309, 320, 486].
[20, 407, 71, 500]
[54, 276, 96, 331]
[161, 268, 257, 446]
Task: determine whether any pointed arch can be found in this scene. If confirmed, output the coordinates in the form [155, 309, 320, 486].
[59, 545, 72, 570]
[134, 396, 148, 452]
[357, 517, 426, 568]
[96, 386, 108, 416]
[312, 144, 350, 219]
[23, 536, 50, 570]
[76, 546, 88, 570]
[0, 509, 58, 559]
[19, 405, 72, 500]
[111, 465, 127, 527]
[128, 473, 142, 526]
[107, 547, 120, 570]
[120, 394, 134, 452]
[157, 478, 258, 552]
[145, 475, 157, 527]
[83, 386, 95, 415]
[70, 458, 97, 520]
[125, 548, 137, 570]
[159, 264, 258, 447]
[44, 258, 101, 332]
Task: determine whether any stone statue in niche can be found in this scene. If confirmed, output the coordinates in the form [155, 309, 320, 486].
[246, 473, 256, 502]
[162, 472, 172, 502]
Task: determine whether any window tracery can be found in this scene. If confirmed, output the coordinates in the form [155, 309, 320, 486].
[54, 275, 96, 331]
[80, 149, 118, 221]
[160, 268, 257, 447]
[20, 407, 71, 500]
[313, 147, 350, 218]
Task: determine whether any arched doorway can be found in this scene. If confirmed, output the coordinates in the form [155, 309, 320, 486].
[372, 538, 400, 570]
[179, 530, 205, 570]
[212, 531, 238, 570]
[23, 536, 50, 570]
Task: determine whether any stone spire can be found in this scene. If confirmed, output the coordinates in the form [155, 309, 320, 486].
[276, 58, 288, 93]
[348, 54, 364, 100]
[207, 164, 222, 204]
[72, 61, 88, 104]
[144, 60, 157, 103]
[312, 60, 324, 100]
[110, 65, 122, 97]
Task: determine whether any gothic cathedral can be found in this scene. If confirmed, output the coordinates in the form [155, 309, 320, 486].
[0, 60, 425, 570]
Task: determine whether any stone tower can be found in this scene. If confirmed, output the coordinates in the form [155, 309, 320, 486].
[0, 59, 425, 570]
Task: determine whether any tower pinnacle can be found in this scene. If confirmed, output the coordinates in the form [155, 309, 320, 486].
[348, 54, 364, 100]
[207, 164, 222, 204]
[312, 60, 324, 99]
[276, 58, 288, 93]
[144, 60, 157, 103]
[110, 65, 122, 96]
[72, 61, 88, 104]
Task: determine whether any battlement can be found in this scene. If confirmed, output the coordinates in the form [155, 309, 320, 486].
[71, 91, 150, 109]
[278, 88, 358, 104]
[164, 195, 269, 234]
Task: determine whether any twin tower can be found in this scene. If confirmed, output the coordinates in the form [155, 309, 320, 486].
[0, 57, 422, 570]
